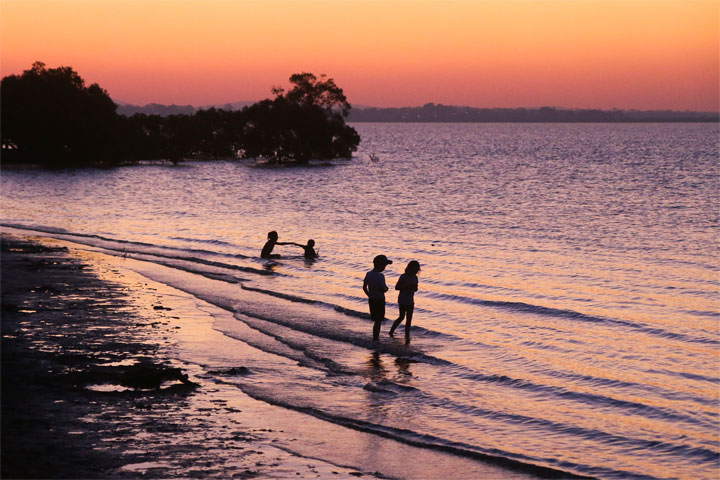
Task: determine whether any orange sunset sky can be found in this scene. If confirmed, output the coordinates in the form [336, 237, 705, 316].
[1, 0, 718, 110]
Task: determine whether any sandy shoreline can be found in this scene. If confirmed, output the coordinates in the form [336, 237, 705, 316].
[1, 233, 390, 479]
[2, 232, 571, 479]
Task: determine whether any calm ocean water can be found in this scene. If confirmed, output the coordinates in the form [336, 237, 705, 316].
[2, 123, 719, 479]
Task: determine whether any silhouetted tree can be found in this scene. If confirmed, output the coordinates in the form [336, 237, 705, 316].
[274, 73, 352, 117]
[240, 73, 359, 163]
[1, 62, 124, 165]
[2, 64, 360, 166]
[119, 113, 170, 161]
[192, 108, 242, 159]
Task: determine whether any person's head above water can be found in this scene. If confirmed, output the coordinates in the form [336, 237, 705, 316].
[373, 255, 393, 271]
[267, 231, 278, 241]
[405, 260, 421, 275]
[307, 239, 315, 247]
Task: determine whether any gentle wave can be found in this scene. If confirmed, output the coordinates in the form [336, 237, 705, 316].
[428, 291, 720, 345]
[388, 382, 720, 465]
[646, 369, 720, 385]
[226, 303, 715, 432]
[8, 222, 716, 348]
[216, 309, 719, 479]
[8, 223, 717, 415]
[1, 223, 270, 275]
[229, 382, 666, 480]
[168, 235, 241, 249]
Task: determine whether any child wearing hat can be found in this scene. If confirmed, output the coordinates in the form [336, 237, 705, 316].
[363, 255, 393, 341]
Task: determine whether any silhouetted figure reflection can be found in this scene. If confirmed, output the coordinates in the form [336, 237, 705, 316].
[389, 260, 420, 344]
[363, 255, 392, 342]
[292, 239, 318, 259]
[366, 351, 388, 382]
[261, 231, 295, 259]
[395, 357, 415, 377]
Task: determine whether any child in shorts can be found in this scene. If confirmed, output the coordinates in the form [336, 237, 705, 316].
[363, 255, 393, 342]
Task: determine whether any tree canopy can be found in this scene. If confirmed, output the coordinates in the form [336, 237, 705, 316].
[275, 73, 351, 117]
[243, 73, 359, 163]
[1, 62, 123, 166]
[1, 64, 360, 166]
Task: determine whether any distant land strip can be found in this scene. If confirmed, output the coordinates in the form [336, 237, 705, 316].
[117, 101, 719, 123]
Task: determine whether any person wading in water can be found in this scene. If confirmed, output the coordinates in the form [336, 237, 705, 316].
[363, 255, 393, 342]
[389, 260, 420, 343]
[261, 231, 295, 259]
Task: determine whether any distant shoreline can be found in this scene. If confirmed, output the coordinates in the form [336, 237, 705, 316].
[117, 101, 719, 123]
[348, 118, 720, 123]
[347, 105, 719, 123]
[348, 119, 720, 123]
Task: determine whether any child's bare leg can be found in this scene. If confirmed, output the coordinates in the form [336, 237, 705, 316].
[389, 306, 407, 336]
[404, 306, 414, 343]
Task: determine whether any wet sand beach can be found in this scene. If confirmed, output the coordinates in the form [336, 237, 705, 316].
[0, 234, 384, 479]
[1, 233, 549, 479]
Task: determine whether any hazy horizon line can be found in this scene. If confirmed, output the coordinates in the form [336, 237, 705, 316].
[113, 99, 720, 114]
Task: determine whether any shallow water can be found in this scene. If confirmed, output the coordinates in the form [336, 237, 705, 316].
[2, 123, 719, 479]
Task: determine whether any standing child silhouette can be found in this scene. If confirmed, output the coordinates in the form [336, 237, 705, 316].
[389, 260, 420, 343]
[363, 255, 393, 342]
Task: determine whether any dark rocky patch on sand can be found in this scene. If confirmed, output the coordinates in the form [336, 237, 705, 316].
[1, 237, 205, 477]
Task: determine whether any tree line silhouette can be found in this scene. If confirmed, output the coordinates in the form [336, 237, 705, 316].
[348, 103, 719, 123]
[119, 101, 719, 123]
[1, 62, 360, 166]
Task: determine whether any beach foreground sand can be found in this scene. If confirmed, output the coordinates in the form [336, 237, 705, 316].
[1, 233, 543, 479]
[2, 234, 387, 479]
